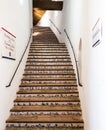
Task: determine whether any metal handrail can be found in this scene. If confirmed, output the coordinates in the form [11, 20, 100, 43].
[49, 19, 61, 34]
[6, 28, 32, 87]
[64, 29, 83, 87]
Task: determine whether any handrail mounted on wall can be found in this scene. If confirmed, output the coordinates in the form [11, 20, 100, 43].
[6, 28, 32, 87]
[49, 19, 61, 35]
[64, 29, 83, 87]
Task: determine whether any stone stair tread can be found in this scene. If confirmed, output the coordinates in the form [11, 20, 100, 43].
[29, 50, 68, 52]
[14, 97, 80, 102]
[29, 49, 67, 50]
[26, 62, 71, 64]
[30, 44, 66, 46]
[5, 128, 84, 130]
[28, 54, 70, 56]
[30, 47, 67, 49]
[24, 69, 73, 71]
[10, 105, 81, 112]
[17, 89, 78, 94]
[20, 84, 77, 87]
[26, 64, 73, 66]
[23, 73, 75, 75]
[26, 61, 71, 63]
[6, 115, 83, 123]
[29, 51, 68, 54]
[31, 42, 65, 44]
[27, 57, 70, 59]
[22, 78, 76, 81]
[21, 78, 76, 81]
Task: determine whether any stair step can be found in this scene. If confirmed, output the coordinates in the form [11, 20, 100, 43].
[31, 42, 65, 45]
[23, 75, 76, 79]
[27, 56, 70, 59]
[17, 89, 78, 94]
[24, 68, 73, 71]
[21, 78, 76, 81]
[10, 106, 81, 112]
[17, 93, 78, 98]
[25, 66, 73, 70]
[25, 69, 74, 74]
[14, 102, 80, 107]
[5, 128, 84, 130]
[30, 46, 67, 48]
[19, 84, 77, 87]
[29, 51, 69, 53]
[30, 45, 66, 47]
[30, 43, 66, 45]
[30, 46, 67, 49]
[14, 100, 80, 106]
[28, 53, 69, 55]
[27, 61, 71, 63]
[26, 63, 73, 67]
[27, 59, 71, 62]
[21, 81, 77, 85]
[23, 73, 75, 76]
[6, 115, 83, 123]
[14, 97, 80, 102]
[29, 49, 68, 53]
[19, 87, 77, 92]
[28, 53, 69, 56]
[26, 63, 72, 66]
[11, 111, 82, 117]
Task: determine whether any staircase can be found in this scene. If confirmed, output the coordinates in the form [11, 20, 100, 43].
[5, 26, 84, 130]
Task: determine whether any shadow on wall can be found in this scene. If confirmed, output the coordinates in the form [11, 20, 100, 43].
[33, 9, 46, 26]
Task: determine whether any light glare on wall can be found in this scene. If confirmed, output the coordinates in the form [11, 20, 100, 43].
[20, 0, 24, 6]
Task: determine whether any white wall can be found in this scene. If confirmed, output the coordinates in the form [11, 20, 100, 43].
[38, 0, 106, 130]
[86, 0, 106, 130]
[0, 0, 32, 130]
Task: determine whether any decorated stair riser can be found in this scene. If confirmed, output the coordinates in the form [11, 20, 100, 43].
[10, 111, 82, 116]
[14, 102, 81, 107]
[27, 56, 70, 59]
[6, 123, 84, 128]
[27, 59, 71, 62]
[21, 80, 77, 84]
[5, 26, 84, 130]
[26, 63, 72, 66]
[17, 93, 79, 98]
[25, 66, 73, 70]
